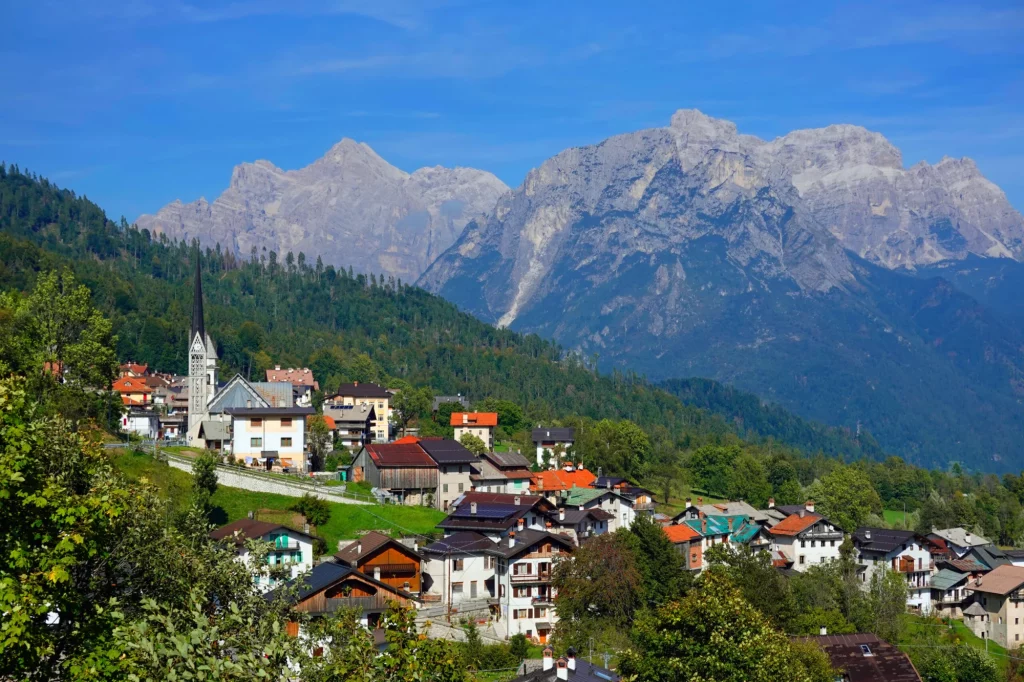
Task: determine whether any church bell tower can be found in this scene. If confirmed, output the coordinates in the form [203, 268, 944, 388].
[187, 253, 216, 435]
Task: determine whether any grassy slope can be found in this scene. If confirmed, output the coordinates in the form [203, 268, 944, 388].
[901, 615, 1009, 675]
[112, 449, 446, 551]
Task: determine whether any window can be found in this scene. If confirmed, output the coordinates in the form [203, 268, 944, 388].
[458, 465, 464, 474]
[282, 418, 292, 427]
[514, 586, 532, 598]
[251, 437, 263, 447]
[799, 555, 806, 565]
[453, 558, 464, 571]
[800, 540, 806, 548]
[252, 418, 263, 427]
[458, 483, 464, 493]
[443, 484, 449, 493]
[830, 540, 836, 547]
[810, 540, 816, 548]
[452, 582, 463, 594]
[281, 437, 292, 447]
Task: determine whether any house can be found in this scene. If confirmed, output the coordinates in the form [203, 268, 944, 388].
[674, 498, 771, 526]
[122, 409, 159, 439]
[328, 382, 392, 442]
[197, 420, 230, 451]
[531, 427, 575, 468]
[439, 492, 555, 539]
[544, 507, 613, 543]
[113, 376, 153, 406]
[794, 633, 921, 682]
[210, 518, 316, 592]
[266, 366, 319, 406]
[927, 528, 990, 559]
[964, 565, 1024, 648]
[119, 361, 149, 378]
[472, 452, 534, 495]
[158, 413, 185, 440]
[419, 439, 479, 511]
[929, 568, 971, 618]
[767, 504, 845, 572]
[272, 561, 418, 636]
[511, 648, 620, 682]
[852, 528, 933, 613]
[679, 514, 770, 566]
[225, 406, 313, 472]
[350, 442, 438, 506]
[451, 412, 498, 451]
[323, 403, 376, 449]
[1007, 550, 1024, 568]
[433, 394, 470, 412]
[189, 373, 295, 449]
[665, 523, 704, 571]
[334, 531, 423, 594]
[559, 487, 636, 532]
[589, 477, 656, 515]
[532, 465, 596, 502]
[420, 529, 574, 643]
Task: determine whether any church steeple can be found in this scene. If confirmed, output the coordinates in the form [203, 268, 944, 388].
[191, 251, 205, 344]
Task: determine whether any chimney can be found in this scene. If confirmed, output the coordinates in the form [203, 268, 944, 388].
[542, 647, 553, 671]
[727, 518, 734, 531]
[509, 533, 516, 549]
[685, 497, 692, 507]
[605, 479, 611, 490]
[556, 658, 568, 681]
[353, 381, 358, 386]
[517, 518, 525, 531]
[559, 508, 565, 522]
[767, 497, 775, 509]
[275, 365, 281, 370]
[514, 496, 521, 506]
[805, 500, 815, 513]
[463, 413, 468, 424]
[247, 510, 254, 520]
[799, 509, 805, 519]
[357, 543, 362, 554]
[471, 502, 478, 515]
[303, 522, 310, 534]
[865, 530, 872, 540]
[567, 648, 577, 671]
[374, 566, 381, 581]
[965, 532, 973, 544]
[701, 518, 707, 534]
[698, 496, 703, 505]
[819, 626, 827, 636]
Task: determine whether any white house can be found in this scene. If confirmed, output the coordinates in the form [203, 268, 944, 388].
[767, 505, 845, 572]
[928, 528, 991, 559]
[122, 409, 159, 440]
[531, 427, 575, 468]
[558, 487, 636, 532]
[450, 412, 498, 451]
[210, 518, 316, 592]
[225, 407, 313, 471]
[853, 527, 933, 613]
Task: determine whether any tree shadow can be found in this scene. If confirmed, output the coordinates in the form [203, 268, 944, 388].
[209, 505, 228, 526]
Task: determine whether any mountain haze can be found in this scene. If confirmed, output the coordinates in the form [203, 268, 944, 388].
[135, 139, 509, 282]
[420, 110, 1024, 469]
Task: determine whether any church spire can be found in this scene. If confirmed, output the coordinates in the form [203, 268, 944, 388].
[191, 250, 205, 344]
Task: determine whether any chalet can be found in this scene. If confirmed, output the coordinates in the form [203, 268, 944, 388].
[323, 403, 376, 449]
[335, 531, 423, 594]
[964, 565, 1024, 648]
[767, 504, 844, 572]
[794, 634, 922, 682]
[226, 406, 313, 472]
[473, 451, 534, 495]
[531, 427, 575, 468]
[272, 561, 417, 636]
[664, 523, 704, 571]
[439, 492, 555, 539]
[328, 382, 392, 442]
[543, 507, 612, 543]
[350, 442, 438, 505]
[852, 528, 932, 613]
[421, 529, 574, 644]
[420, 438, 479, 511]
[532, 465, 596, 502]
[929, 568, 971, 618]
[113, 376, 153, 406]
[590, 477, 656, 515]
[451, 412, 498, 451]
[210, 518, 316, 592]
[559, 486, 636, 532]
[927, 528, 990, 559]
[511, 648, 620, 682]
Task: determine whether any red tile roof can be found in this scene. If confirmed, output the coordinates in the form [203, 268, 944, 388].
[393, 435, 421, 444]
[450, 412, 498, 427]
[532, 468, 597, 492]
[321, 415, 336, 429]
[266, 367, 319, 390]
[769, 511, 823, 536]
[664, 524, 701, 543]
[364, 442, 436, 467]
[120, 362, 149, 376]
[113, 376, 153, 393]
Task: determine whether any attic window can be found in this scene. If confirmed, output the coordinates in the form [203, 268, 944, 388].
[860, 644, 873, 657]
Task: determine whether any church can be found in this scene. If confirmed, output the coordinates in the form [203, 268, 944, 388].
[186, 254, 219, 442]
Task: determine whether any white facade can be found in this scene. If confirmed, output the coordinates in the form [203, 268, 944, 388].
[422, 549, 498, 607]
[571, 491, 635, 532]
[454, 424, 495, 451]
[122, 411, 159, 439]
[769, 519, 845, 573]
[496, 544, 566, 644]
[236, 528, 315, 592]
[857, 534, 933, 614]
[437, 464, 475, 511]
[230, 412, 308, 469]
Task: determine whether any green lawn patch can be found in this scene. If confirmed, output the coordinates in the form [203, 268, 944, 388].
[901, 614, 1008, 675]
[111, 450, 447, 553]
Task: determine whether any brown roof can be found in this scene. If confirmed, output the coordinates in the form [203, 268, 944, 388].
[266, 367, 319, 390]
[967, 564, 1024, 595]
[210, 518, 290, 545]
[796, 634, 921, 682]
[768, 511, 823, 536]
[334, 531, 418, 566]
[364, 442, 436, 468]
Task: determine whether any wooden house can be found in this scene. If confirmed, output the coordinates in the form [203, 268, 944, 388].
[350, 442, 439, 505]
[335, 531, 423, 594]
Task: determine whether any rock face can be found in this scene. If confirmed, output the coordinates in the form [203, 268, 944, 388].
[420, 110, 1024, 469]
[135, 140, 508, 282]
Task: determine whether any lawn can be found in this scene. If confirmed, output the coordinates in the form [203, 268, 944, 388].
[901, 614, 1008, 675]
[111, 449, 447, 552]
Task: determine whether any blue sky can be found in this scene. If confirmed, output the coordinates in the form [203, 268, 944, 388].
[2, 0, 1022, 220]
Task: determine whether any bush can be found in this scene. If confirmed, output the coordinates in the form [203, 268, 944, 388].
[289, 493, 331, 528]
[509, 633, 529, 661]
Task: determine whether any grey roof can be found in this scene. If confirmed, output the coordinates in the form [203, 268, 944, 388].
[224, 407, 315, 416]
[332, 382, 391, 399]
[199, 420, 230, 441]
[422, 530, 573, 560]
[251, 382, 295, 408]
[484, 450, 532, 469]
[470, 457, 506, 481]
[971, 544, 1013, 570]
[325, 403, 376, 425]
[930, 528, 990, 548]
[853, 528, 919, 554]
[963, 601, 987, 616]
[422, 531, 498, 555]
[514, 655, 619, 682]
[432, 395, 469, 411]
[930, 568, 968, 591]
[419, 439, 478, 465]
[207, 374, 271, 412]
[532, 427, 575, 443]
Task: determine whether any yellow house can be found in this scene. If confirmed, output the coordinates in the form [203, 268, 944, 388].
[327, 382, 392, 442]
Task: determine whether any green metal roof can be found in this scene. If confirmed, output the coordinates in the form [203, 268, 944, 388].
[683, 514, 751, 538]
[930, 568, 968, 591]
[561, 486, 610, 507]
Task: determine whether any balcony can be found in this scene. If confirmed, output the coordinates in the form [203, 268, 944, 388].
[532, 594, 555, 606]
[323, 594, 399, 613]
[633, 502, 656, 512]
[511, 572, 552, 584]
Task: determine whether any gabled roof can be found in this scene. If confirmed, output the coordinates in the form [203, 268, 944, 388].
[334, 531, 418, 567]
[419, 439, 479, 465]
[547, 508, 614, 525]
[968, 564, 1024, 595]
[362, 443, 437, 468]
[560, 486, 620, 507]
[120, 362, 149, 375]
[930, 568, 968, 591]
[269, 561, 416, 605]
[483, 450, 532, 470]
[969, 544, 1013, 570]
[422, 530, 573, 560]
[963, 601, 987, 617]
[324, 404, 376, 426]
[331, 382, 391, 399]
[266, 367, 319, 390]
[113, 376, 153, 393]
[533, 468, 597, 493]
[942, 557, 990, 573]
[513, 656, 619, 682]
[455, 491, 548, 508]
[664, 524, 702, 543]
[422, 531, 497, 555]
[531, 427, 575, 443]
[929, 528, 990, 548]
[250, 382, 295, 408]
[683, 515, 750, 537]
[224, 407, 314, 416]
[199, 420, 230, 441]
[796, 634, 921, 682]
[210, 518, 313, 546]
[207, 373, 272, 413]
[451, 412, 498, 427]
[768, 511, 824, 536]
[853, 527, 919, 554]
